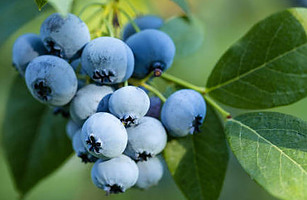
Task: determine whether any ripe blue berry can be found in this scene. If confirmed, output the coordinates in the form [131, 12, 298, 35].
[66, 119, 81, 139]
[91, 155, 139, 194]
[70, 58, 87, 89]
[81, 37, 134, 84]
[72, 129, 98, 163]
[126, 29, 175, 79]
[12, 33, 47, 76]
[125, 117, 167, 161]
[122, 15, 163, 41]
[25, 55, 78, 106]
[69, 84, 113, 124]
[108, 86, 150, 126]
[136, 156, 164, 189]
[40, 13, 90, 60]
[161, 89, 207, 137]
[146, 96, 162, 119]
[81, 112, 128, 158]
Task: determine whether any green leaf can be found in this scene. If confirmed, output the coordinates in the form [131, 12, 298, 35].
[34, 0, 73, 15]
[164, 105, 229, 200]
[2, 77, 72, 196]
[225, 112, 307, 200]
[48, 0, 74, 15]
[170, 0, 190, 15]
[206, 8, 307, 109]
[161, 16, 204, 57]
[35, 0, 47, 10]
[0, 0, 41, 46]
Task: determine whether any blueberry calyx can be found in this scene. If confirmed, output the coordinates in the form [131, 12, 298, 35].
[92, 69, 116, 83]
[45, 39, 63, 58]
[151, 61, 165, 77]
[191, 115, 203, 134]
[34, 79, 52, 101]
[78, 152, 92, 163]
[53, 107, 70, 118]
[121, 115, 137, 127]
[105, 184, 124, 195]
[137, 151, 152, 161]
[77, 152, 97, 163]
[86, 134, 102, 154]
[153, 68, 162, 77]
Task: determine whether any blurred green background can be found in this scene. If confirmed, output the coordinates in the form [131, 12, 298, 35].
[0, 0, 304, 199]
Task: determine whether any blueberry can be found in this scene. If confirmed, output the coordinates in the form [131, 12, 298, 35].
[69, 84, 113, 124]
[108, 86, 150, 126]
[161, 89, 207, 137]
[66, 119, 81, 139]
[125, 117, 167, 161]
[146, 96, 162, 119]
[25, 55, 78, 106]
[126, 29, 175, 79]
[136, 156, 164, 189]
[81, 37, 134, 84]
[40, 13, 90, 60]
[12, 33, 48, 76]
[81, 112, 128, 158]
[122, 15, 163, 41]
[91, 155, 139, 194]
[70, 58, 87, 89]
[72, 129, 98, 163]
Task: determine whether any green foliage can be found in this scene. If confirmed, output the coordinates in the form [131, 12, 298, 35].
[47, 0, 74, 15]
[35, 0, 47, 10]
[164, 105, 229, 200]
[225, 112, 307, 200]
[2, 77, 73, 196]
[34, 0, 73, 15]
[161, 16, 204, 57]
[170, 0, 190, 15]
[0, 0, 41, 46]
[206, 8, 307, 109]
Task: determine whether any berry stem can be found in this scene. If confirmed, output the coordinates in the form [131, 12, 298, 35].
[78, 2, 106, 17]
[140, 71, 154, 84]
[160, 73, 206, 94]
[103, 18, 115, 37]
[203, 95, 231, 120]
[118, 8, 141, 32]
[124, 0, 141, 15]
[124, 80, 128, 87]
[158, 73, 231, 120]
[141, 83, 166, 102]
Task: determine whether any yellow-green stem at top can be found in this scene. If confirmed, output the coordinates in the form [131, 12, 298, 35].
[160, 73, 206, 94]
[78, 2, 106, 17]
[118, 8, 141, 32]
[141, 83, 166, 102]
[124, 0, 140, 15]
[124, 80, 128, 87]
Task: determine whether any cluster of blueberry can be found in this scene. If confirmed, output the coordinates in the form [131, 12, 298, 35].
[12, 12, 207, 194]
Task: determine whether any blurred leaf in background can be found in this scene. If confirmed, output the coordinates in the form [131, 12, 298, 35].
[0, 0, 43, 46]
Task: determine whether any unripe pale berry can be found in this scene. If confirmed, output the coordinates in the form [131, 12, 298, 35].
[91, 155, 139, 194]
[108, 86, 150, 126]
[125, 117, 167, 161]
[81, 112, 128, 158]
[136, 156, 164, 189]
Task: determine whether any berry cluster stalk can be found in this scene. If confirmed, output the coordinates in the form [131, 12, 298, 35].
[135, 72, 231, 120]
